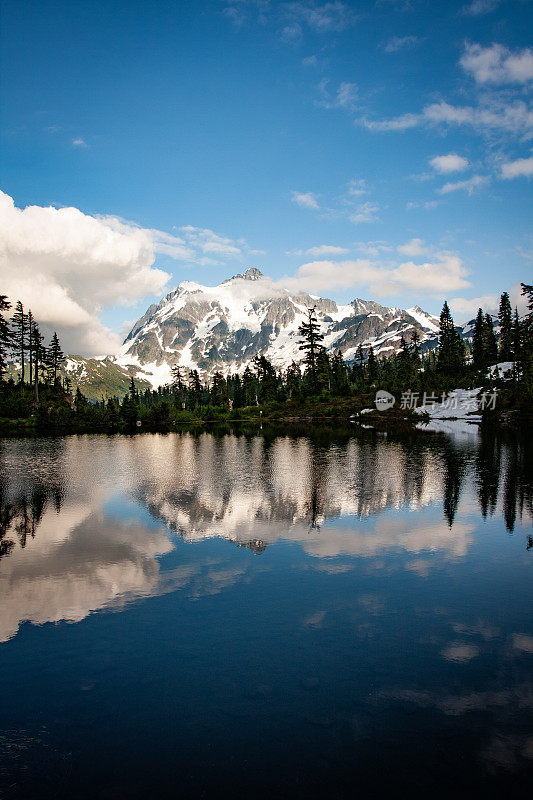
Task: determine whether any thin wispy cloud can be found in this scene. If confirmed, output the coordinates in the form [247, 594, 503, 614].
[383, 35, 419, 53]
[438, 174, 490, 194]
[291, 190, 320, 209]
[349, 201, 380, 224]
[461, 0, 502, 15]
[72, 137, 88, 148]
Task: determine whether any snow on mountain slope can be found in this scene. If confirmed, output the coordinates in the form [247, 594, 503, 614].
[117, 268, 442, 386]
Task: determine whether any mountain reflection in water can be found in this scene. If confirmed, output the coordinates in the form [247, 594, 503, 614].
[0, 428, 531, 642]
[0, 427, 532, 798]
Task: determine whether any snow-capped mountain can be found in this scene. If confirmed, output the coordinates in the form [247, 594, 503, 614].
[117, 268, 441, 386]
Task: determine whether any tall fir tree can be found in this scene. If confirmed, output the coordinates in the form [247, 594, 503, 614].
[0, 295, 12, 379]
[483, 313, 498, 365]
[472, 308, 485, 370]
[12, 300, 27, 383]
[48, 332, 65, 383]
[437, 301, 464, 376]
[297, 306, 324, 391]
[498, 291, 513, 361]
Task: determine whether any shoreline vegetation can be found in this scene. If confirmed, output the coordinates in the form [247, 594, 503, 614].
[1, 286, 532, 438]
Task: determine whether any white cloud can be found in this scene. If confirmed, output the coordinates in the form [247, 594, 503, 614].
[318, 79, 359, 111]
[460, 43, 533, 85]
[347, 178, 367, 196]
[305, 244, 349, 256]
[0, 192, 253, 356]
[449, 294, 499, 319]
[438, 174, 490, 194]
[383, 35, 419, 53]
[291, 190, 319, 209]
[302, 54, 318, 67]
[72, 137, 88, 148]
[285, 1, 356, 33]
[461, 0, 501, 15]
[430, 154, 469, 173]
[501, 155, 533, 178]
[349, 201, 380, 224]
[179, 225, 243, 259]
[0, 191, 172, 355]
[397, 238, 428, 257]
[361, 99, 533, 138]
[282, 250, 470, 296]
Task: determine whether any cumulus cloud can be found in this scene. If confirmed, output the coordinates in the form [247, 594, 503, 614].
[349, 201, 380, 224]
[449, 294, 499, 319]
[0, 191, 173, 355]
[291, 190, 320, 209]
[282, 250, 471, 296]
[438, 174, 490, 194]
[0, 192, 253, 356]
[501, 155, 533, 178]
[430, 154, 469, 173]
[460, 43, 533, 85]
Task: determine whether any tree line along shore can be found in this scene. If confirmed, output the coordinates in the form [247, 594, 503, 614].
[0, 285, 532, 435]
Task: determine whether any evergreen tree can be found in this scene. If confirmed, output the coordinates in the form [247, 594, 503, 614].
[366, 346, 377, 382]
[253, 355, 278, 402]
[232, 373, 244, 408]
[297, 306, 324, 391]
[31, 321, 45, 403]
[437, 301, 464, 376]
[188, 369, 203, 407]
[472, 308, 485, 370]
[498, 291, 513, 361]
[315, 349, 332, 392]
[285, 361, 301, 399]
[512, 308, 522, 379]
[210, 371, 228, 407]
[0, 295, 12, 379]
[27, 310, 34, 385]
[48, 332, 65, 383]
[331, 351, 348, 395]
[483, 313, 498, 366]
[242, 366, 257, 405]
[12, 300, 27, 383]
[171, 364, 186, 408]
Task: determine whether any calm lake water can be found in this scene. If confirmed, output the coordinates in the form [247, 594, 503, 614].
[0, 425, 532, 798]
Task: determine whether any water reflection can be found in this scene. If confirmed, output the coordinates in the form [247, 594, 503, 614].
[0, 427, 531, 643]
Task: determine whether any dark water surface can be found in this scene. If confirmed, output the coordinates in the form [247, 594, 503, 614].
[0, 425, 532, 798]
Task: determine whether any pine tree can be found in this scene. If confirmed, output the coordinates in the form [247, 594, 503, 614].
[498, 291, 513, 361]
[0, 295, 12, 379]
[437, 301, 464, 376]
[210, 372, 228, 407]
[188, 369, 203, 407]
[253, 355, 277, 402]
[315, 349, 332, 392]
[31, 320, 45, 403]
[331, 351, 348, 395]
[12, 300, 27, 383]
[297, 307, 324, 391]
[472, 308, 485, 370]
[27, 310, 34, 385]
[366, 346, 377, 382]
[242, 366, 257, 406]
[285, 361, 301, 399]
[483, 313, 498, 366]
[48, 332, 65, 383]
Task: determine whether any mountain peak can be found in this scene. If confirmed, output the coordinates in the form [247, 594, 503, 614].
[231, 267, 264, 281]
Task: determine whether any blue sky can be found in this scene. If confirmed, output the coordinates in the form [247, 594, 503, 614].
[0, 0, 532, 354]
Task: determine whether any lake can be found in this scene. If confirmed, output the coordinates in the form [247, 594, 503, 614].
[0, 425, 532, 798]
